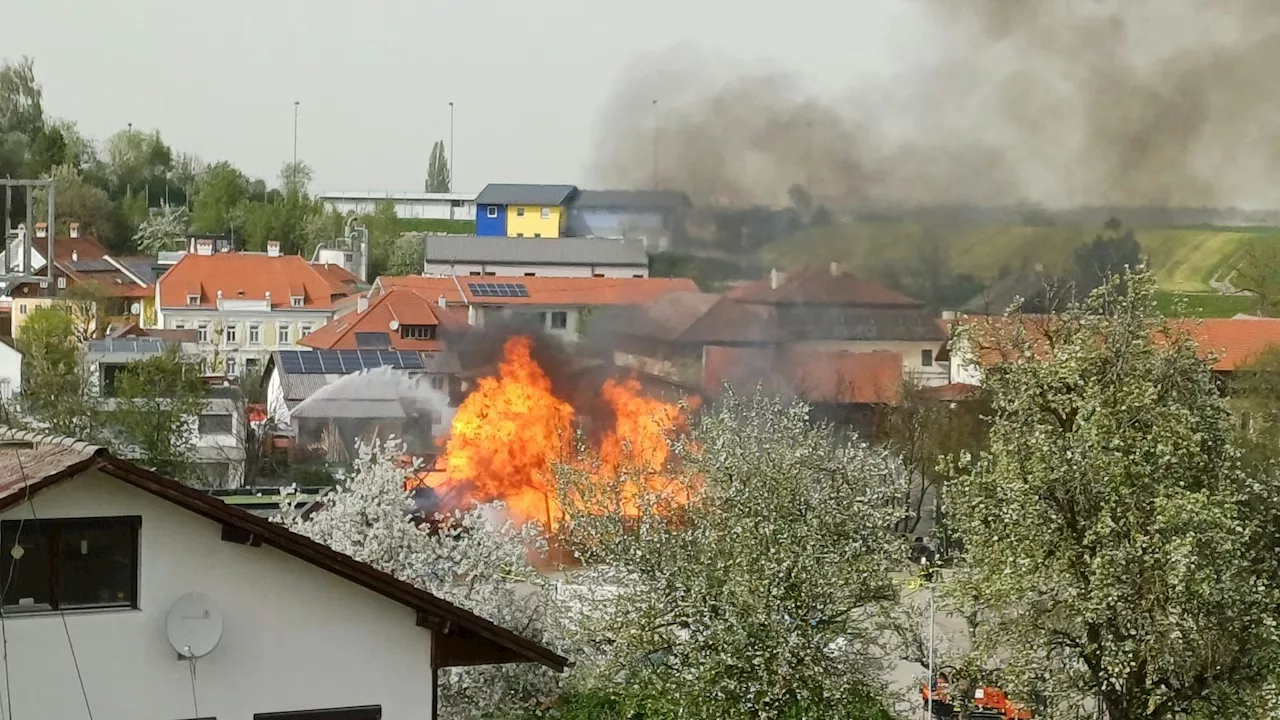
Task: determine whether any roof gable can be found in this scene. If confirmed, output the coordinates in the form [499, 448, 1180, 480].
[299, 288, 453, 352]
[0, 428, 567, 671]
[158, 254, 360, 310]
[474, 183, 578, 207]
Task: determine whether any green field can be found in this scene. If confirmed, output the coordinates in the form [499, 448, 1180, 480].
[761, 223, 1280, 296]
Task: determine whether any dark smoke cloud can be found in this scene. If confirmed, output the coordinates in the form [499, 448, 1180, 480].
[589, 0, 1280, 209]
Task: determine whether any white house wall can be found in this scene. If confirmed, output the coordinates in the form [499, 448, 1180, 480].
[423, 262, 648, 279]
[0, 342, 21, 399]
[0, 471, 434, 720]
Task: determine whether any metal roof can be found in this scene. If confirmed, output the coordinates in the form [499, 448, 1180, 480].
[423, 235, 648, 267]
[573, 189, 690, 210]
[86, 337, 171, 355]
[318, 191, 477, 202]
[474, 183, 577, 207]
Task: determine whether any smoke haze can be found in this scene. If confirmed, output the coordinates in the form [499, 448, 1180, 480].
[590, 0, 1280, 209]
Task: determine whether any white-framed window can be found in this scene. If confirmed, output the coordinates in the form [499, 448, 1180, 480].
[173, 321, 186, 330]
[248, 324, 261, 345]
[277, 323, 292, 345]
[226, 356, 237, 377]
[516, 207, 526, 217]
[197, 322, 210, 343]
[224, 323, 238, 344]
[186, 293, 200, 306]
[486, 206, 498, 218]
[291, 295, 304, 308]
[540, 207, 550, 219]
[56, 276, 66, 289]
[300, 323, 314, 337]
[550, 311, 568, 330]
[16, 304, 26, 316]
[430, 375, 446, 390]
[921, 349, 934, 367]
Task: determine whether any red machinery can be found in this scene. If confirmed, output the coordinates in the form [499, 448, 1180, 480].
[921, 668, 1033, 719]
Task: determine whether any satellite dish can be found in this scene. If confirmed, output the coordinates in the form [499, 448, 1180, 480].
[166, 592, 223, 659]
[129, 302, 142, 315]
[388, 319, 400, 331]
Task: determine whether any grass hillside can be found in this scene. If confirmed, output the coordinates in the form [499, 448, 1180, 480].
[760, 223, 1280, 295]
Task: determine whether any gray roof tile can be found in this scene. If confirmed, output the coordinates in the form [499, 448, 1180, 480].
[474, 183, 577, 206]
[573, 190, 690, 210]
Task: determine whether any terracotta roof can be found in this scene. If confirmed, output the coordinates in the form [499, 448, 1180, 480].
[300, 288, 451, 351]
[157, 254, 360, 310]
[0, 428, 568, 672]
[727, 268, 923, 308]
[51, 236, 110, 265]
[949, 314, 1280, 372]
[378, 275, 698, 306]
[702, 346, 903, 405]
[310, 263, 363, 295]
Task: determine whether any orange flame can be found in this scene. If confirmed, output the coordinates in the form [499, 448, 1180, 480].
[409, 336, 692, 528]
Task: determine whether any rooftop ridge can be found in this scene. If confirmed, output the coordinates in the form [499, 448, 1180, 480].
[0, 426, 106, 455]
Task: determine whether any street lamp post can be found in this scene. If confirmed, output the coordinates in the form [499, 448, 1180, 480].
[293, 101, 300, 191]
[921, 554, 936, 720]
[448, 102, 455, 193]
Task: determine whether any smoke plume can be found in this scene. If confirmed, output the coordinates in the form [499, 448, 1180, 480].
[590, 0, 1280, 209]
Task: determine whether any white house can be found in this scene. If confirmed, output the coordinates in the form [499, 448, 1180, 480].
[422, 235, 649, 279]
[318, 191, 477, 221]
[0, 429, 566, 720]
[0, 339, 20, 400]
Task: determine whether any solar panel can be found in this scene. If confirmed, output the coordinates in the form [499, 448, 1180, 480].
[277, 351, 303, 374]
[298, 352, 324, 373]
[467, 282, 529, 298]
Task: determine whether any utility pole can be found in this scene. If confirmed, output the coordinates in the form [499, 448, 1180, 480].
[652, 100, 659, 190]
[448, 101, 455, 193]
[921, 554, 936, 720]
[293, 101, 300, 192]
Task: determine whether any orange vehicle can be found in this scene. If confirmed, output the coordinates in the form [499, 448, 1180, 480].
[921, 667, 1033, 719]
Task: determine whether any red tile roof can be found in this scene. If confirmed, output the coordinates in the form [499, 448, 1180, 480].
[727, 268, 922, 307]
[158, 254, 361, 310]
[300, 288, 453, 351]
[702, 346, 903, 405]
[51, 236, 110, 264]
[378, 275, 698, 306]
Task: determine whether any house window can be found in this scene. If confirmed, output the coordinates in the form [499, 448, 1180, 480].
[534, 233, 542, 238]
[100, 364, 125, 397]
[278, 324, 292, 345]
[245, 357, 260, 372]
[550, 311, 568, 330]
[469, 271, 482, 276]
[486, 206, 498, 218]
[400, 324, 437, 340]
[516, 207, 526, 217]
[540, 207, 550, 219]
[633, 274, 644, 278]
[516, 233, 524, 238]
[300, 323, 314, 337]
[248, 324, 262, 345]
[593, 273, 604, 278]
[186, 293, 200, 306]
[0, 516, 140, 613]
[197, 323, 210, 343]
[224, 323, 238, 344]
[226, 356, 237, 376]
[199, 414, 234, 434]
[525, 272, 536, 277]
[254, 706, 381, 720]
[483, 271, 496, 277]
[291, 295, 304, 308]
[17, 304, 25, 316]
[921, 349, 934, 367]
[56, 276, 66, 289]
[430, 375, 446, 391]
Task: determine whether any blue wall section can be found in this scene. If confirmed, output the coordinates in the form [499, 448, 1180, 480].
[475, 204, 507, 236]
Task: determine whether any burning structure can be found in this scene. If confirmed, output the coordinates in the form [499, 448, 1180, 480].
[409, 335, 696, 527]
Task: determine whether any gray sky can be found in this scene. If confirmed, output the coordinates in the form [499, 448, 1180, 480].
[1, 0, 927, 194]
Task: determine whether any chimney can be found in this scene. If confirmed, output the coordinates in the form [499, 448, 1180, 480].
[217, 289, 224, 301]
[264, 291, 271, 305]
[266, 241, 281, 257]
[438, 294, 447, 309]
[770, 268, 780, 290]
[35, 223, 47, 239]
[357, 296, 369, 313]
[69, 222, 80, 239]
[829, 261, 840, 277]
[71, 250, 78, 263]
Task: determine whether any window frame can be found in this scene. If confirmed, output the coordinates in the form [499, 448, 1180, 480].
[291, 295, 305, 308]
[921, 348, 934, 367]
[224, 323, 239, 344]
[540, 207, 550, 219]
[248, 323, 262, 345]
[516, 207, 526, 217]
[277, 323, 292, 345]
[0, 515, 142, 614]
[198, 413, 235, 435]
[197, 322, 210, 344]
[486, 206, 498, 219]
[186, 294, 200, 306]
[550, 311, 568, 330]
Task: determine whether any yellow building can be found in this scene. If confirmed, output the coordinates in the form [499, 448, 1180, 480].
[505, 204, 567, 238]
[11, 297, 100, 340]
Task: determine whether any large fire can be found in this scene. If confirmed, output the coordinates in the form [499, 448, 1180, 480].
[412, 336, 693, 527]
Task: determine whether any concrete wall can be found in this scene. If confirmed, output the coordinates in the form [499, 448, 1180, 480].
[0, 471, 433, 719]
[423, 262, 648, 279]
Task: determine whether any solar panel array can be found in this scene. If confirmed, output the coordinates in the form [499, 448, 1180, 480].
[467, 282, 529, 298]
[276, 350, 424, 375]
[86, 338, 170, 354]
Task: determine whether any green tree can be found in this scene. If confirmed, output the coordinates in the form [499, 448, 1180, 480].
[104, 127, 174, 202]
[557, 391, 904, 720]
[106, 348, 209, 482]
[364, 199, 405, 278]
[191, 161, 249, 234]
[1073, 216, 1142, 297]
[279, 160, 313, 197]
[133, 201, 191, 254]
[14, 306, 99, 439]
[425, 140, 451, 192]
[31, 164, 116, 242]
[947, 270, 1280, 720]
[0, 56, 44, 140]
